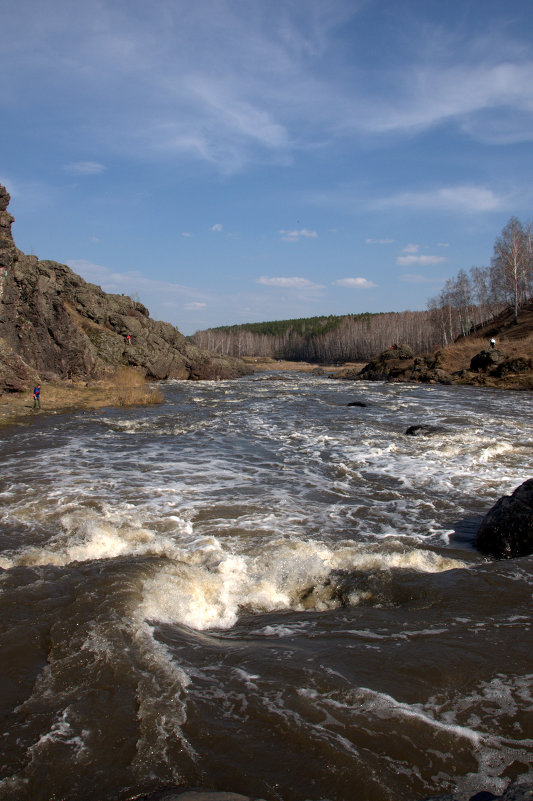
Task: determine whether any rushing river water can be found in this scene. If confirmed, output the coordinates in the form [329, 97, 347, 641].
[0, 374, 531, 801]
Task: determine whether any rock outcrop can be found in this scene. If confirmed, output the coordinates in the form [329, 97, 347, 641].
[0, 185, 251, 391]
[475, 479, 533, 559]
[334, 345, 453, 384]
[469, 348, 506, 371]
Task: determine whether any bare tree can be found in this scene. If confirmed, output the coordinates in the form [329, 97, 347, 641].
[492, 217, 530, 324]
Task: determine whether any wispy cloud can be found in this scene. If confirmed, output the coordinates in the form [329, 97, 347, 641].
[64, 161, 106, 175]
[397, 254, 446, 266]
[210, 223, 223, 232]
[376, 185, 505, 213]
[402, 243, 419, 254]
[366, 238, 395, 244]
[185, 301, 207, 310]
[68, 259, 211, 308]
[257, 276, 323, 289]
[333, 277, 377, 289]
[280, 228, 318, 242]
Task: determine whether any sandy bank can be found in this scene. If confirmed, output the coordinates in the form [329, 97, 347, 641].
[0, 379, 163, 428]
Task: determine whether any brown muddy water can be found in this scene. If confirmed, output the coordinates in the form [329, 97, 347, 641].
[0, 374, 531, 801]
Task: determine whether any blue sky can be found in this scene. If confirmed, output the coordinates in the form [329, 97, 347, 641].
[2, 0, 533, 334]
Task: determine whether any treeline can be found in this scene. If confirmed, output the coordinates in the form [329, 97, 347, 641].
[192, 216, 533, 363]
[192, 310, 443, 362]
[428, 217, 533, 344]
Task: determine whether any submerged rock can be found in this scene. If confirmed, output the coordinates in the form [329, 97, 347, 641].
[405, 425, 446, 437]
[347, 400, 368, 407]
[420, 781, 533, 800]
[475, 479, 533, 559]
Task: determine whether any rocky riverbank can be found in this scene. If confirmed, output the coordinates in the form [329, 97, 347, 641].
[0, 370, 164, 428]
[0, 184, 251, 396]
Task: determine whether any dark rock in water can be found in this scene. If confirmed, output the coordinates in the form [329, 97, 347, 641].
[311, 366, 325, 375]
[0, 184, 252, 390]
[470, 349, 506, 372]
[419, 781, 533, 800]
[405, 425, 446, 437]
[475, 479, 533, 559]
[347, 400, 367, 407]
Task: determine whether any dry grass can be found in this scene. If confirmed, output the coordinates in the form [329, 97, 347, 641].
[437, 332, 533, 375]
[0, 367, 164, 427]
[245, 357, 366, 374]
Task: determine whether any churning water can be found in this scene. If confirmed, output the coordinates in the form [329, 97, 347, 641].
[0, 374, 531, 801]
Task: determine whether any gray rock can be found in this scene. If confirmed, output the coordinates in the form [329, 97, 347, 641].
[470, 349, 506, 372]
[0, 185, 252, 390]
[405, 425, 447, 437]
[475, 479, 533, 559]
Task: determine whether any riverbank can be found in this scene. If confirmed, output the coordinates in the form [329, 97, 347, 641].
[0, 370, 163, 428]
[242, 357, 367, 374]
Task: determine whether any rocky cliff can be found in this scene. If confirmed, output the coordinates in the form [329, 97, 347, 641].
[0, 185, 251, 391]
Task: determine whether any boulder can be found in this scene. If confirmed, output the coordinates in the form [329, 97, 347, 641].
[405, 425, 447, 437]
[475, 479, 533, 559]
[470, 349, 506, 372]
[494, 357, 533, 377]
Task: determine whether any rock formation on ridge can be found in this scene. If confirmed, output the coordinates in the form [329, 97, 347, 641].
[0, 185, 251, 391]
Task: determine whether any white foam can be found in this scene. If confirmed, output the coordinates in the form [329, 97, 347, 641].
[138, 537, 465, 630]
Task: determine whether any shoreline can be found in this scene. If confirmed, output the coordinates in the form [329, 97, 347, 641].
[0, 379, 163, 428]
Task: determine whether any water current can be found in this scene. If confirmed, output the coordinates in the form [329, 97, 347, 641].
[0, 374, 531, 801]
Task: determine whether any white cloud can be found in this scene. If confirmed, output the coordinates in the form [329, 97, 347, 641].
[64, 161, 106, 175]
[333, 277, 377, 289]
[182, 232, 192, 238]
[402, 243, 419, 253]
[67, 259, 211, 308]
[366, 238, 395, 244]
[257, 276, 323, 289]
[377, 185, 505, 213]
[437, 242, 450, 247]
[397, 254, 446, 266]
[280, 228, 318, 242]
[185, 301, 207, 310]
[211, 223, 223, 232]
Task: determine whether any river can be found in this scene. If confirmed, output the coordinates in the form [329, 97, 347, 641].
[0, 374, 531, 801]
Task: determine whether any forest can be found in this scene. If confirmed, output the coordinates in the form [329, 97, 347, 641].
[192, 217, 533, 363]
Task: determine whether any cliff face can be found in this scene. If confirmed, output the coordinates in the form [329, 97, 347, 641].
[0, 186, 251, 391]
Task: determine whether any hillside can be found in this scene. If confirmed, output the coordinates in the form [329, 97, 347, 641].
[334, 301, 533, 389]
[0, 185, 251, 393]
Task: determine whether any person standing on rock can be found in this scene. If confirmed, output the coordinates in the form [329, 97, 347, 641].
[33, 384, 41, 409]
[489, 338, 496, 349]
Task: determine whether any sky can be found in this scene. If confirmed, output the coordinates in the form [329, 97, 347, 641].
[2, 0, 533, 335]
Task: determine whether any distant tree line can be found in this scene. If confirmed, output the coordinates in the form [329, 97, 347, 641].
[192, 217, 533, 362]
[428, 217, 533, 344]
[192, 310, 442, 362]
